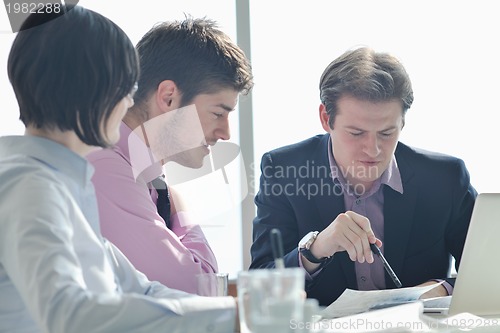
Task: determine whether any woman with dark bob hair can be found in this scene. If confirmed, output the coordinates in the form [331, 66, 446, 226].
[0, 5, 237, 333]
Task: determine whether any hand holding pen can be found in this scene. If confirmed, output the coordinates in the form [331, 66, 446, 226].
[309, 211, 381, 264]
[297, 210, 403, 288]
[370, 243, 402, 288]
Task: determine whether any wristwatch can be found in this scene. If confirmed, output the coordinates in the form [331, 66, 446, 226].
[298, 231, 330, 264]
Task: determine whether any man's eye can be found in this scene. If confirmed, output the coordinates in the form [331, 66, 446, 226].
[349, 132, 363, 136]
[213, 113, 223, 118]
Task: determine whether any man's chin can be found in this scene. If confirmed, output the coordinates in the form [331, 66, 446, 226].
[169, 151, 207, 169]
[182, 159, 204, 169]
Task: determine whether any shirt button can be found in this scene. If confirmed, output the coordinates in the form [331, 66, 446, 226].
[360, 276, 367, 282]
[355, 199, 361, 205]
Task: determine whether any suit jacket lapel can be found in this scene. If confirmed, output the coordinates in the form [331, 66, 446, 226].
[313, 135, 345, 229]
[310, 138, 418, 289]
[312, 134, 357, 288]
[383, 144, 417, 287]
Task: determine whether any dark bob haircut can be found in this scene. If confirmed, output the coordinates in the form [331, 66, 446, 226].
[7, 5, 139, 147]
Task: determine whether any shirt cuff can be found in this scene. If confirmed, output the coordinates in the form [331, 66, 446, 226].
[298, 251, 323, 280]
[431, 279, 453, 295]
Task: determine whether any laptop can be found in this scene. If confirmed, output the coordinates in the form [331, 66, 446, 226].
[426, 193, 500, 316]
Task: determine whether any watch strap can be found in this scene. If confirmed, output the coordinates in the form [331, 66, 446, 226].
[299, 247, 329, 264]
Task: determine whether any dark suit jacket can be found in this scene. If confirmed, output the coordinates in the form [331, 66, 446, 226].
[250, 134, 477, 306]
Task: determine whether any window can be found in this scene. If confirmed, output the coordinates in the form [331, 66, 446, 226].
[250, 0, 500, 195]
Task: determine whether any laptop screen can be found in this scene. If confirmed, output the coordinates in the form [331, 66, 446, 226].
[449, 193, 500, 316]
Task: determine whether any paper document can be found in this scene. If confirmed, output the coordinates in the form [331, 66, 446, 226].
[421, 295, 452, 314]
[321, 283, 442, 318]
[312, 302, 423, 332]
[313, 302, 500, 333]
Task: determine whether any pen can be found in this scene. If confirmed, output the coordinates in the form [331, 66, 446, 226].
[370, 243, 402, 288]
[270, 228, 285, 269]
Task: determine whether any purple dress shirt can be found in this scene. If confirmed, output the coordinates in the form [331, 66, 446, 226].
[327, 139, 403, 290]
[87, 122, 218, 294]
[321, 138, 452, 294]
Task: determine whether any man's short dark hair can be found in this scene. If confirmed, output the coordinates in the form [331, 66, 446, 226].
[133, 17, 253, 109]
[7, 5, 139, 147]
[319, 47, 414, 128]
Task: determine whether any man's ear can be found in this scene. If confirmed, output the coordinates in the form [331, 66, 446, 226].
[156, 80, 182, 113]
[319, 104, 332, 132]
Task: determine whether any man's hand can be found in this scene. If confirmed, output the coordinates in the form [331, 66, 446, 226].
[418, 281, 448, 299]
[303, 211, 382, 272]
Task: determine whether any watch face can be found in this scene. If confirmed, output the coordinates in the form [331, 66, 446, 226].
[299, 231, 317, 249]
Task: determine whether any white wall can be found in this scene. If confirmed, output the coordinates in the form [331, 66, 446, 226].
[0, 14, 23, 135]
[250, 0, 500, 194]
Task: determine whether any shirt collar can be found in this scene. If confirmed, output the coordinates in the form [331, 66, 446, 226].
[327, 136, 403, 196]
[0, 135, 93, 187]
[115, 122, 162, 183]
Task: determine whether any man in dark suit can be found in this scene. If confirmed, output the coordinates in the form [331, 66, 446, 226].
[250, 47, 477, 306]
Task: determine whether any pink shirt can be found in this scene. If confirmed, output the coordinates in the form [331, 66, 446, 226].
[87, 123, 218, 294]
